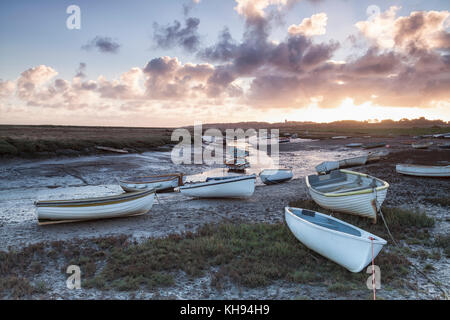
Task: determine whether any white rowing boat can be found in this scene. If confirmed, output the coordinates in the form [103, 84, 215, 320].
[315, 151, 389, 174]
[259, 169, 293, 185]
[396, 164, 450, 177]
[119, 173, 184, 192]
[35, 189, 155, 225]
[176, 174, 256, 198]
[306, 170, 389, 222]
[315, 155, 368, 173]
[285, 207, 386, 272]
[411, 141, 433, 149]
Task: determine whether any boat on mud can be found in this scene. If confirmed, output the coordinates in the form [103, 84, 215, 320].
[35, 189, 155, 225]
[411, 142, 433, 149]
[306, 170, 389, 222]
[315, 150, 388, 173]
[224, 158, 250, 172]
[119, 173, 184, 192]
[176, 174, 256, 198]
[396, 164, 450, 177]
[259, 169, 293, 185]
[285, 207, 386, 272]
[346, 143, 363, 148]
[362, 142, 386, 149]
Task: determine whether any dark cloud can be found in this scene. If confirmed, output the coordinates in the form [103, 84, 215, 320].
[199, 28, 238, 62]
[82, 37, 121, 54]
[153, 17, 201, 52]
[75, 62, 86, 78]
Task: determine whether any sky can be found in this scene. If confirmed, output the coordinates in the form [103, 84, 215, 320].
[0, 0, 449, 127]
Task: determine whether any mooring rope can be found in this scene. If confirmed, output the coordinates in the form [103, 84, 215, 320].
[370, 237, 376, 300]
[375, 189, 448, 299]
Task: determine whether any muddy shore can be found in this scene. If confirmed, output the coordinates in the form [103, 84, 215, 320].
[0, 136, 449, 300]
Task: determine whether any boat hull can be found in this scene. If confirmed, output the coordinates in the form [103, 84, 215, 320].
[285, 207, 386, 272]
[306, 170, 389, 221]
[119, 175, 183, 192]
[260, 169, 293, 185]
[36, 190, 155, 223]
[178, 175, 256, 198]
[396, 164, 450, 177]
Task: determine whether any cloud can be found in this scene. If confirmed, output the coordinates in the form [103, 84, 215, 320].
[75, 62, 87, 78]
[153, 17, 201, 52]
[81, 36, 121, 54]
[356, 6, 450, 52]
[1, 5, 449, 119]
[288, 12, 328, 36]
[0, 80, 15, 98]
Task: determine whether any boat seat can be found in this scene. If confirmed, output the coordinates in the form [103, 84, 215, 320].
[308, 170, 347, 187]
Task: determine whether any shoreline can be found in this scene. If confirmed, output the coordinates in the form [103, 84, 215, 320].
[0, 137, 449, 300]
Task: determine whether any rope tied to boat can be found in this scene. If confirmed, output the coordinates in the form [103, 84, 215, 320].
[370, 237, 376, 300]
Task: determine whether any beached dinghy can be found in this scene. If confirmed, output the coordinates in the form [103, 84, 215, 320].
[224, 158, 250, 172]
[412, 142, 433, 149]
[396, 164, 450, 177]
[176, 174, 256, 198]
[285, 207, 386, 272]
[362, 142, 386, 149]
[346, 143, 363, 148]
[315, 151, 389, 174]
[119, 173, 184, 192]
[306, 170, 389, 222]
[36, 189, 155, 225]
[259, 169, 293, 185]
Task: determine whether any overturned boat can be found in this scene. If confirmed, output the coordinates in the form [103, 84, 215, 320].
[285, 207, 387, 272]
[119, 173, 184, 192]
[396, 164, 450, 177]
[306, 170, 389, 222]
[36, 189, 155, 225]
[176, 174, 256, 198]
[259, 169, 293, 185]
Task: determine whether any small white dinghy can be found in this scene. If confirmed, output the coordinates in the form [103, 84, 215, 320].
[176, 174, 256, 198]
[306, 170, 389, 222]
[396, 164, 450, 177]
[285, 207, 386, 272]
[119, 173, 184, 192]
[411, 142, 433, 149]
[259, 169, 293, 185]
[36, 189, 155, 225]
[315, 151, 389, 174]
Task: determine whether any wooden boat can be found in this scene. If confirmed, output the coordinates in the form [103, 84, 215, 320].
[412, 141, 433, 149]
[362, 142, 386, 149]
[439, 143, 450, 149]
[396, 164, 450, 177]
[259, 169, 293, 185]
[306, 170, 389, 222]
[285, 207, 386, 272]
[119, 173, 184, 192]
[224, 158, 250, 172]
[36, 189, 155, 225]
[176, 174, 256, 198]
